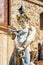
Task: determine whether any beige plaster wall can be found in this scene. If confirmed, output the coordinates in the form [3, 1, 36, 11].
[0, 31, 14, 65]
[0, 31, 7, 65]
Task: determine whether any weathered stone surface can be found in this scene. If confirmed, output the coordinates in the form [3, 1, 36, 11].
[10, 0, 43, 43]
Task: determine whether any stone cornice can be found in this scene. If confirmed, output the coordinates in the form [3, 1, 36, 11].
[24, 0, 43, 7]
[0, 26, 16, 33]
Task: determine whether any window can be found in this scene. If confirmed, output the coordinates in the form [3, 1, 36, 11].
[0, 0, 8, 26]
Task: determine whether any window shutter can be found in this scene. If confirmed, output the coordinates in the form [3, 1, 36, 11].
[40, 13, 43, 30]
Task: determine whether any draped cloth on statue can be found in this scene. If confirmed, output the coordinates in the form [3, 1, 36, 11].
[9, 25, 36, 65]
[15, 26, 36, 49]
[14, 26, 36, 65]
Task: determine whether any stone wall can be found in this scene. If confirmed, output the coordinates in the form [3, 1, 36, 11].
[10, 0, 43, 44]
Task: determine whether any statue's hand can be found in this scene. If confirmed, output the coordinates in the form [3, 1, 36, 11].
[17, 47, 24, 52]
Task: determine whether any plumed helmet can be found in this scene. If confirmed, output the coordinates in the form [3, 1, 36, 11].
[19, 5, 25, 14]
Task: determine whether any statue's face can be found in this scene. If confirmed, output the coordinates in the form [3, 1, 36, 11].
[17, 13, 29, 29]
[18, 15, 27, 29]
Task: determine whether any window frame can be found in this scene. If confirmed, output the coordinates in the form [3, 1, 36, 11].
[0, 0, 8, 26]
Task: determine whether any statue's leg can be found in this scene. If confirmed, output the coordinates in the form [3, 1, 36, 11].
[9, 37, 19, 65]
[9, 54, 14, 65]
[22, 46, 30, 65]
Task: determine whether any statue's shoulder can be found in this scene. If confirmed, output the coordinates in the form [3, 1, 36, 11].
[29, 26, 36, 31]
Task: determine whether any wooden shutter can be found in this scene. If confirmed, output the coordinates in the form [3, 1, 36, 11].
[40, 13, 43, 30]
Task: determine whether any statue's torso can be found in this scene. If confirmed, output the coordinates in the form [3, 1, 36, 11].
[17, 27, 28, 45]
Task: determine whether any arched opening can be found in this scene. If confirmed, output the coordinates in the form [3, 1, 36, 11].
[40, 12, 43, 30]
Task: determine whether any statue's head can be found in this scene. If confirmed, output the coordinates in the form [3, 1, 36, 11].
[17, 5, 30, 29]
[17, 14, 30, 29]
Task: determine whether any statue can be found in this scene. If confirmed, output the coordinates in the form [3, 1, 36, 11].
[9, 5, 36, 65]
